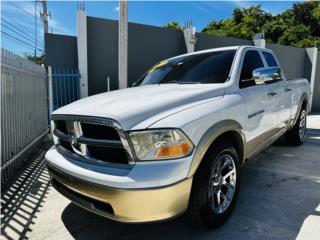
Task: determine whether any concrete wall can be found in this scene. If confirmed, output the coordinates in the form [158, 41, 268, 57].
[266, 44, 320, 111]
[86, 17, 186, 95]
[44, 33, 78, 69]
[86, 17, 119, 94]
[312, 52, 320, 111]
[128, 22, 186, 86]
[196, 33, 252, 51]
[266, 43, 307, 80]
[44, 17, 319, 111]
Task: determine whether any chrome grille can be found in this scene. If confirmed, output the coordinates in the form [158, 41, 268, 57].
[52, 115, 134, 165]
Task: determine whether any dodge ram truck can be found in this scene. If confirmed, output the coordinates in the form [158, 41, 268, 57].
[46, 46, 311, 228]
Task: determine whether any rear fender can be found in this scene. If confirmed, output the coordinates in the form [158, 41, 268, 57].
[290, 93, 308, 128]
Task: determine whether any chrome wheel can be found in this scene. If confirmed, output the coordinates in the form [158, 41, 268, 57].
[299, 109, 306, 141]
[208, 154, 237, 214]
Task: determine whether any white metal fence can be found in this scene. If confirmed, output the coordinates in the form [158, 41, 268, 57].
[1, 49, 48, 183]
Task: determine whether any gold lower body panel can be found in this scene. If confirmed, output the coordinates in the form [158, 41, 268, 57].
[47, 164, 193, 223]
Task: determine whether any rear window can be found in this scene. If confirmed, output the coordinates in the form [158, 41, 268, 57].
[134, 50, 236, 86]
[262, 52, 278, 67]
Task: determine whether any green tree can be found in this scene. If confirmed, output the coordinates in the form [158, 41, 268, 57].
[201, 19, 225, 35]
[233, 8, 243, 24]
[278, 24, 311, 47]
[202, 2, 320, 49]
[163, 22, 183, 31]
[262, 19, 286, 43]
[292, 1, 320, 36]
[313, 4, 320, 21]
[203, 5, 272, 40]
[27, 55, 45, 65]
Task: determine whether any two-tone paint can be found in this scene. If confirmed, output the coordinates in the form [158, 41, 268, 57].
[46, 46, 311, 222]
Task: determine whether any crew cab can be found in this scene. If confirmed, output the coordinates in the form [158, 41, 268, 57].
[46, 46, 311, 228]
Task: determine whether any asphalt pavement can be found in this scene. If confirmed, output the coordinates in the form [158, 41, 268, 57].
[1, 114, 319, 240]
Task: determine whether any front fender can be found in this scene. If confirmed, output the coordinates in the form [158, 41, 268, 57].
[187, 120, 245, 178]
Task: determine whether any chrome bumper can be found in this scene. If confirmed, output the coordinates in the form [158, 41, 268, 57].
[47, 163, 192, 223]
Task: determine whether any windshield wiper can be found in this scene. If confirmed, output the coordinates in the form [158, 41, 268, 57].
[162, 80, 201, 84]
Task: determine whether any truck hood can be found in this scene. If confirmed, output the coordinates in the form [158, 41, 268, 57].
[52, 84, 225, 130]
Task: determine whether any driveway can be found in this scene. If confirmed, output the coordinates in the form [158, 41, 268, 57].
[2, 115, 320, 240]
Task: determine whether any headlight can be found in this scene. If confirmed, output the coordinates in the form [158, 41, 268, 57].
[51, 120, 59, 145]
[129, 129, 194, 161]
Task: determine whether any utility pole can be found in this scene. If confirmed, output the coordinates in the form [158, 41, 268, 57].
[78, 1, 85, 11]
[40, 0, 50, 34]
[39, 0, 51, 56]
[183, 19, 196, 53]
[77, 2, 88, 98]
[34, 0, 37, 56]
[118, 0, 128, 89]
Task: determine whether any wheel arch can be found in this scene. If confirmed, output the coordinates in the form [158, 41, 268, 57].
[188, 120, 245, 178]
[291, 93, 309, 127]
[302, 96, 308, 111]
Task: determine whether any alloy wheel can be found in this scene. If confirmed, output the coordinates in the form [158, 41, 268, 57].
[299, 109, 306, 141]
[208, 154, 237, 214]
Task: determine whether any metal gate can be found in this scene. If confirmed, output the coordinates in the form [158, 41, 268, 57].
[48, 67, 81, 112]
[1, 48, 48, 183]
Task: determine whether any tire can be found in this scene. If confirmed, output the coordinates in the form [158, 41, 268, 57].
[285, 108, 307, 146]
[189, 141, 241, 228]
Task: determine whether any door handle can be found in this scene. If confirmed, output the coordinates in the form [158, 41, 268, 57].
[284, 88, 292, 93]
[267, 92, 277, 97]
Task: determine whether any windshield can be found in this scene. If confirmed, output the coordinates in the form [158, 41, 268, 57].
[133, 50, 236, 86]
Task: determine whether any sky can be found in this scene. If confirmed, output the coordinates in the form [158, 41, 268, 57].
[1, 1, 301, 56]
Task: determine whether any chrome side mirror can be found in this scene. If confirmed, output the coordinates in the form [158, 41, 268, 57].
[252, 67, 282, 84]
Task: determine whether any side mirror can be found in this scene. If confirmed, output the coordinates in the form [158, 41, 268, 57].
[252, 67, 282, 84]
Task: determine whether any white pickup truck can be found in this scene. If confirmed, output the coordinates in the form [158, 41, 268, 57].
[46, 46, 311, 228]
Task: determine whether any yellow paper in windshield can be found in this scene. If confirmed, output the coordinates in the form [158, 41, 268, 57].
[148, 60, 168, 73]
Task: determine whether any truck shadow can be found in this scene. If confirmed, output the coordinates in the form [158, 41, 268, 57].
[1, 128, 319, 240]
[61, 127, 320, 240]
[1, 141, 53, 240]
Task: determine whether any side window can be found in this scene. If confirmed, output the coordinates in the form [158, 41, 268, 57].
[262, 52, 278, 67]
[240, 50, 264, 81]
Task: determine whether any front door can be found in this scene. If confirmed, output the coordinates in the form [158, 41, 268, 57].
[238, 49, 275, 157]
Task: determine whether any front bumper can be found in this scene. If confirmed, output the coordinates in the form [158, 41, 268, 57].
[47, 163, 193, 223]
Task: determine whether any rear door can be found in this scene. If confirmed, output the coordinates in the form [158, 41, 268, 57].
[261, 51, 292, 130]
[238, 49, 274, 155]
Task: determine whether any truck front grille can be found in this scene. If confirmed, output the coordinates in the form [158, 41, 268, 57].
[52, 115, 133, 165]
[81, 122, 120, 140]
